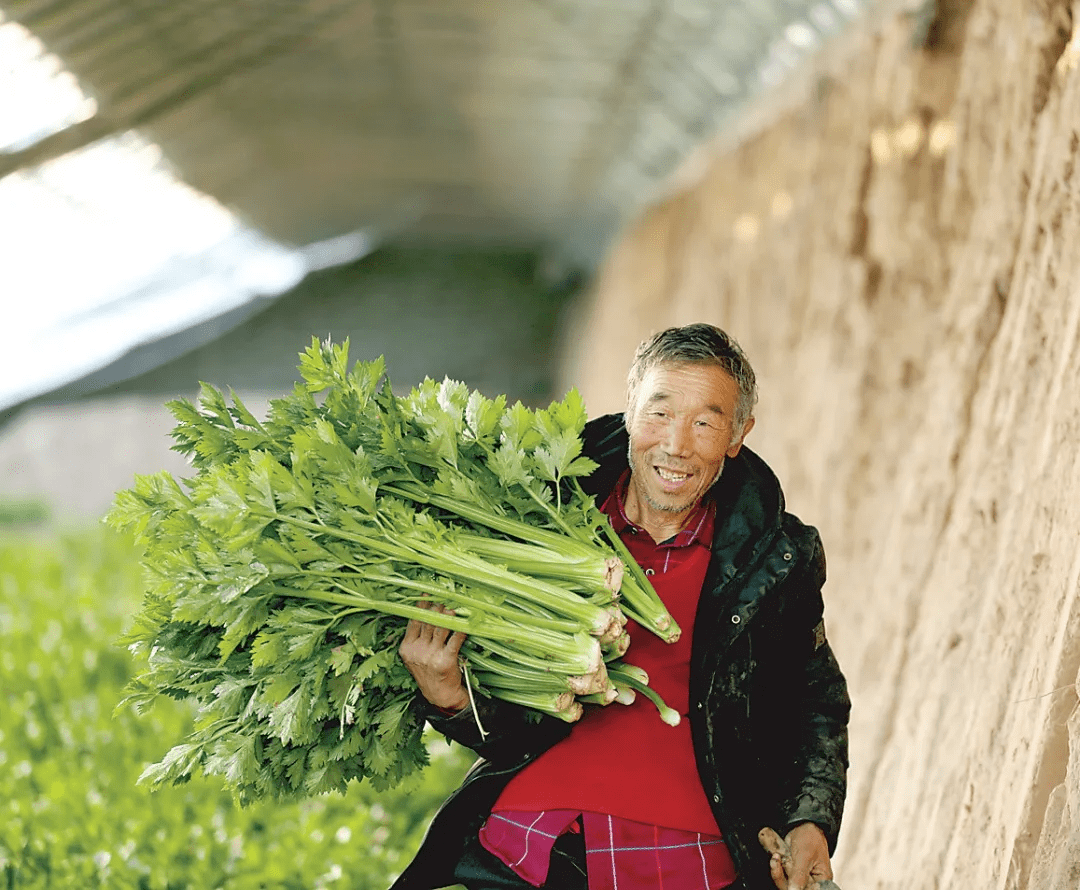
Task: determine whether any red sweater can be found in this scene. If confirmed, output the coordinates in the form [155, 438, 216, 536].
[492, 480, 720, 834]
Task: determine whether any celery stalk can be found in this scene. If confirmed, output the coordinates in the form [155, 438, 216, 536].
[601, 630, 630, 658]
[564, 661, 609, 695]
[469, 668, 574, 695]
[386, 479, 682, 644]
[577, 688, 619, 706]
[301, 568, 585, 635]
[463, 673, 579, 721]
[452, 530, 623, 596]
[607, 665, 680, 726]
[474, 633, 602, 676]
[275, 513, 613, 635]
[605, 661, 648, 686]
[269, 582, 600, 672]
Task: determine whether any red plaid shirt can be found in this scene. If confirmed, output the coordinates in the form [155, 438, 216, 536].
[480, 810, 736, 889]
[478, 474, 737, 889]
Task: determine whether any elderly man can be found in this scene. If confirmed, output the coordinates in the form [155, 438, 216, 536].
[394, 323, 850, 890]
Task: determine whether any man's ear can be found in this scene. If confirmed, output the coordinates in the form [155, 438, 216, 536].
[624, 392, 637, 432]
[726, 416, 755, 458]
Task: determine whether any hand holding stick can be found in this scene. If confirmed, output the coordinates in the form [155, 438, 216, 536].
[758, 827, 842, 890]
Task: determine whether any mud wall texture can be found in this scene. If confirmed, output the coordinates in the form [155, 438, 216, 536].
[564, 2, 1080, 887]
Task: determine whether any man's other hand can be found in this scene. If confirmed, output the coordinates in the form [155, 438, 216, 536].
[398, 602, 470, 711]
[768, 822, 833, 890]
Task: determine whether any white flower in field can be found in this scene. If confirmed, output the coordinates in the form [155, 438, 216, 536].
[119, 840, 136, 861]
[310, 829, 325, 844]
[58, 723, 75, 748]
[41, 620, 62, 652]
[92, 851, 111, 870]
[334, 826, 351, 844]
[315, 864, 343, 887]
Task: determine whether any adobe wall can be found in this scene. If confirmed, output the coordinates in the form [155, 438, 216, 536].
[566, 2, 1080, 886]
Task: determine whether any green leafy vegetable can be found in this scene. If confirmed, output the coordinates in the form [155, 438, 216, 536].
[108, 337, 679, 804]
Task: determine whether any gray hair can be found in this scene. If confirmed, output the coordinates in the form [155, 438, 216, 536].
[626, 323, 758, 433]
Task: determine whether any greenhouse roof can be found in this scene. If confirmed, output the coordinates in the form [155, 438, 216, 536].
[0, 0, 874, 418]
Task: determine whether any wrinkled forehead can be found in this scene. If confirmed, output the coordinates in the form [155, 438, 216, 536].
[627, 360, 738, 414]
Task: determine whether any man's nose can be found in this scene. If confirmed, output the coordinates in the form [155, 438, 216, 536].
[661, 419, 692, 456]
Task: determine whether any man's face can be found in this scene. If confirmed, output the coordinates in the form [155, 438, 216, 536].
[625, 361, 753, 527]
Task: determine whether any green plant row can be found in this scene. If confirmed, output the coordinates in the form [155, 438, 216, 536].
[0, 528, 469, 889]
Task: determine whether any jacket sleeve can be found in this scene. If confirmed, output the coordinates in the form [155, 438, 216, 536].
[416, 692, 572, 766]
[777, 637, 851, 849]
[775, 532, 851, 851]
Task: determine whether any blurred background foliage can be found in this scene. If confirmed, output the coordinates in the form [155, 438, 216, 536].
[0, 518, 471, 889]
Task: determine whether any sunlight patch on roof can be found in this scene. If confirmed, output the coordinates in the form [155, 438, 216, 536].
[1, 134, 241, 335]
[0, 13, 97, 151]
[0, 11, 264, 411]
[0, 8, 242, 331]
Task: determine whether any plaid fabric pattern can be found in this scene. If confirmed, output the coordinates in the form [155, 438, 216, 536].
[479, 810, 737, 889]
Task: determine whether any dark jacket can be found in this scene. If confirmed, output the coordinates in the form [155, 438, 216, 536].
[390, 414, 851, 890]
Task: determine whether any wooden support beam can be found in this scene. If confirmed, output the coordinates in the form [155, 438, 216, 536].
[0, 113, 118, 179]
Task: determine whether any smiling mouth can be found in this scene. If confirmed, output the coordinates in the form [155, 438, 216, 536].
[655, 467, 690, 483]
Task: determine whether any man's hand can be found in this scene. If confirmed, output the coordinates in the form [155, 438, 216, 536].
[398, 602, 470, 711]
[762, 822, 835, 890]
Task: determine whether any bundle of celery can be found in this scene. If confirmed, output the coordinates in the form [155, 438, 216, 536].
[109, 338, 680, 804]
